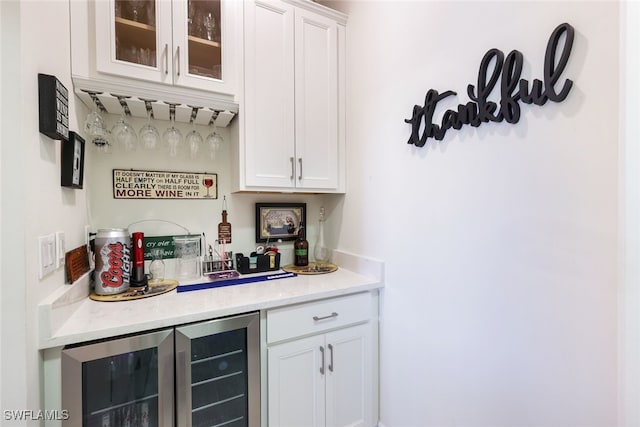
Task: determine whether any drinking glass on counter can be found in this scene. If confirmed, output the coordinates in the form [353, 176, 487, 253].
[148, 247, 165, 285]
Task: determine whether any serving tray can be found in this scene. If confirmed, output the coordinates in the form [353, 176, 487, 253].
[282, 263, 338, 275]
[90, 280, 178, 302]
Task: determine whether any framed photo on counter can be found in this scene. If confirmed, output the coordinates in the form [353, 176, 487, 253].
[255, 203, 306, 243]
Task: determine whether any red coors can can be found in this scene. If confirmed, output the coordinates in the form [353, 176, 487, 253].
[94, 228, 131, 295]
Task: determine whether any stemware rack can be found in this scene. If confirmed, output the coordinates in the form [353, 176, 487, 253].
[75, 89, 236, 128]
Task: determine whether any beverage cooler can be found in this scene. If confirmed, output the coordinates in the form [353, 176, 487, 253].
[61, 312, 260, 427]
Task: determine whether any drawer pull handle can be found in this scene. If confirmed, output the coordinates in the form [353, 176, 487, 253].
[313, 312, 338, 322]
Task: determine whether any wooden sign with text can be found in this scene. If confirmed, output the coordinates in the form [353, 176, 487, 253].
[113, 169, 217, 200]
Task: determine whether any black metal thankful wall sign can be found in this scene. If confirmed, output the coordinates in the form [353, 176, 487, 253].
[405, 23, 575, 146]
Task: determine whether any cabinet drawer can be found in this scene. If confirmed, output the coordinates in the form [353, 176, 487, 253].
[267, 292, 371, 343]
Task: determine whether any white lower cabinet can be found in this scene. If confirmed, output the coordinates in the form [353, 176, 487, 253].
[266, 293, 377, 427]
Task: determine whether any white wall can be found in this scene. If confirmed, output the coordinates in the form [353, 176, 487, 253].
[0, 0, 5, 412]
[82, 113, 331, 273]
[1, 0, 28, 421]
[0, 0, 5, 414]
[1, 0, 90, 423]
[329, 1, 621, 426]
[620, 2, 640, 426]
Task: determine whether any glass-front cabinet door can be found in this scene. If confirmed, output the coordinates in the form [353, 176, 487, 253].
[61, 329, 174, 427]
[96, 0, 172, 84]
[95, 0, 239, 95]
[175, 312, 260, 427]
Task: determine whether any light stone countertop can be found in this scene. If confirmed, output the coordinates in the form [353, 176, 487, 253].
[38, 250, 384, 349]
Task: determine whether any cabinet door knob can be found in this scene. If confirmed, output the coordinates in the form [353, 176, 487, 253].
[319, 345, 325, 375]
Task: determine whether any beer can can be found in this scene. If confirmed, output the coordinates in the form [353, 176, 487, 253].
[94, 228, 131, 295]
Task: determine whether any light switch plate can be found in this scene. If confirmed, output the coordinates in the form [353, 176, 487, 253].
[55, 231, 65, 268]
[38, 234, 56, 279]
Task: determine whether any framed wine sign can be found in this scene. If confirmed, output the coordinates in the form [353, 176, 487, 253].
[112, 169, 218, 199]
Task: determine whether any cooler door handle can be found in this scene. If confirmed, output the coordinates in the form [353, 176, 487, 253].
[176, 350, 188, 426]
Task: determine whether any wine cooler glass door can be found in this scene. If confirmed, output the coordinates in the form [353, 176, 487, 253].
[61, 329, 174, 427]
[175, 312, 260, 427]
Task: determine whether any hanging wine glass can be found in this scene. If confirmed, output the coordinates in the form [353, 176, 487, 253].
[185, 107, 203, 158]
[139, 101, 160, 150]
[111, 115, 136, 151]
[163, 103, 182, 157]
[84, 99, 111, 153]
[111, 112, 137, 152]
[205, 111, 224, 159]
[186, 126, 203, 159]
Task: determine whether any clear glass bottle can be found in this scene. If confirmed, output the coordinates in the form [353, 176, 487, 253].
[148, 247, 165, 285]
[313, 207, 329, 268]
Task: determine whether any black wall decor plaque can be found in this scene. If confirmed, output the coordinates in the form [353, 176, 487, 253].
[61, 132, 85, 189]
[406, 23, 575, 146]
[38, 73, 69, 140]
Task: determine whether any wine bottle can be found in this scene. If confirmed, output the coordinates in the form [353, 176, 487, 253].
[294, 222, 309, 266]
[218, 196, 232, 244]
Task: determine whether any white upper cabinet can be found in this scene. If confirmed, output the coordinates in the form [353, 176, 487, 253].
[95, 0, 239, 95]
[238, 0, 346, 193]
[69, 0, 241, 115]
